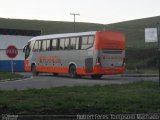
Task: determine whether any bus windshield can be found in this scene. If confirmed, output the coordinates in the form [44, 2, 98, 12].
[24, 42, 31, 59]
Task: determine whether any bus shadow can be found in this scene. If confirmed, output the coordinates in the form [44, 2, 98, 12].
[38, 74, 120, 81]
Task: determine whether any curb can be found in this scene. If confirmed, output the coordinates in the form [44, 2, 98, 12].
[0, 76, 29, 82]
[121, 74, 158, 77]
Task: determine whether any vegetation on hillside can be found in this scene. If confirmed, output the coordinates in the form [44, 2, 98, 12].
[0, 18, 104, 34]
[107, 16, 160, 48]
[0, 16, 159, 47]
[106, 16, 160, 70]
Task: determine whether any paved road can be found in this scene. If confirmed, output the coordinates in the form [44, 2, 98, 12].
[0, 73, 158, 90]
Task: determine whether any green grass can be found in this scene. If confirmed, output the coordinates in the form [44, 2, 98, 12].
[125, 68, 158, 74]
[0, 81, 159, 115]
[0, 72, 23, 80]
[125, 48, 158, 70]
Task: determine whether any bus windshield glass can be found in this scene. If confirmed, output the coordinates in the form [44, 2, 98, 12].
[25, 42, 31, 59]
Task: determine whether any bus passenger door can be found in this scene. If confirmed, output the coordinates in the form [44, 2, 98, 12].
[80, 35, 95, 73]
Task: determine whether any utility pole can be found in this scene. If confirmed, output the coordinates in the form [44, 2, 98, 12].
[70, 13, 80, 32]
[157, 22, 160, 86]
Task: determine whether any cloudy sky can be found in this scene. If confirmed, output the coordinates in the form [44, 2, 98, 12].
[0, 0, 160, 24]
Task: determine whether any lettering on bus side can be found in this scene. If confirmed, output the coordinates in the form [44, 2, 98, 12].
[39, 55, 61, 63]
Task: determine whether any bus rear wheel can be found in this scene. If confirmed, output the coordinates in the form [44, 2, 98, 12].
[91, 75, 102, 79]
[53, 73, 58, 76]
[69, 65, 77, 78]
[31, 64, 38, 76]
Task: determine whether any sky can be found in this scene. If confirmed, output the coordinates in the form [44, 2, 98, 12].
[0, 0, 160, 24]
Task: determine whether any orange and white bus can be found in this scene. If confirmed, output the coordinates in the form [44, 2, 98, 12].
[23, 31, 125, 79]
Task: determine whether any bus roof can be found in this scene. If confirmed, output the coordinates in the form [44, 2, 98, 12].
[29, 31, 96, 41]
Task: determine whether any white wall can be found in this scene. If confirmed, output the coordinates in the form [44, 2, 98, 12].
[0, 35, 33, 60]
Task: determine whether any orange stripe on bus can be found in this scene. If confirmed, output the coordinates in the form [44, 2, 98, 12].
[36, 66, 68, 74]
[25, 65, 125, 75]
[25, 66, 31, 72]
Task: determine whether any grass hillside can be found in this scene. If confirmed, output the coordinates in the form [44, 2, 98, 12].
[0, 18, 104, 34]
[106, 16, 160, 70]
[0, 16, 159, 48]
[106, 16, 160, 48]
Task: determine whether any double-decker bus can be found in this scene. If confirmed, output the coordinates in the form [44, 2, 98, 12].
[23, 31, 125, 79]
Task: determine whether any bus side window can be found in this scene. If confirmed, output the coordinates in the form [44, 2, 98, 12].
[30, 40, 35, 51]
[64, 38, 70, 50]
[51, 39, 57, 50]
[46, 40, 50, 51]
[88, 36, 94, 44]
[42, 40, 47, 51]
[81, 36, 95, 49]
[33, 40, 39, 52]
[59, 38, 65, 50]
[81, 36, 89, 49]
[70, 37, 76, 50]
[38, 41, 42, 51]
[76, 37, 80, 50]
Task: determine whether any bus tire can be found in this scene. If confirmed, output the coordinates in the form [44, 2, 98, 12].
[91, 75, 102, 79]
[53, 73, 58, 76]
[31, 64, 38, 76]
[69, 65, 77, 78]
[77, 75, 82, 78]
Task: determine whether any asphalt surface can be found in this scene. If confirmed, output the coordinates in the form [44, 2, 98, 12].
[0, 73, 158, 90]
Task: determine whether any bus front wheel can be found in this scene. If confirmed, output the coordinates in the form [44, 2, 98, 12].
[69, 65, 77, 78]
[91, 75, 102, 79]
[31, 64, 38, 76]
